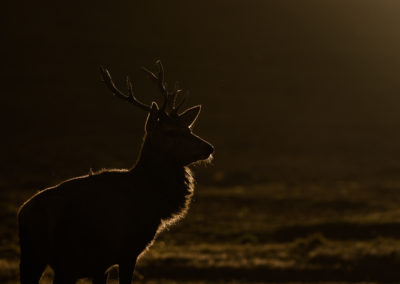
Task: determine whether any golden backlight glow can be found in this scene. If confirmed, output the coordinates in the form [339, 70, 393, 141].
[2, 1, 400, 283]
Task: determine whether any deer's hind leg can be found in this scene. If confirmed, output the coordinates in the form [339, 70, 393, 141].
[119, 261, 136, 284]
[19, 244, 47, 284]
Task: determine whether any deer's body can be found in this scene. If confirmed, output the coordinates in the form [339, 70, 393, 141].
[18, 61, 214, 284]
[19, 163, 193, 282]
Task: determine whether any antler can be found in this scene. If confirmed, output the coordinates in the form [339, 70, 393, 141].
[100, 61, 186, 115]
[142, 60, 186, 114]
[100, 66, 152, 112]
[141, 60, 170, 112]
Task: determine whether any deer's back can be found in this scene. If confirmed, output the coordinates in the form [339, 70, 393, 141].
[18, 170, 160, 276]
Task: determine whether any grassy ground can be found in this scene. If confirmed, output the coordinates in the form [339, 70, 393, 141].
[2, 177, 400, 283]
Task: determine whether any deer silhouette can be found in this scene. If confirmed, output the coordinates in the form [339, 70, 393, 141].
[18, 61, 214, 284]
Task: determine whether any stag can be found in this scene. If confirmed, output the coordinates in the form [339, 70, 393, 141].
[18, 61, 214, 284]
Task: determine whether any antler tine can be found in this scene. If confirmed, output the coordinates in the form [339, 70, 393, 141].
[168, 81, 183, 111]
[100, 66, 151, 112]
[126, 76, 153, 111]
[141, 60, 169, 111]
[141, 61, 186, 114]
[174, 90, 187, 114]
[156, 60, 165, 88]
[167, 82, 177, 110]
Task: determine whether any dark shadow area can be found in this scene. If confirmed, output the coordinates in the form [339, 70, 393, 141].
[3, 0, 400, 283]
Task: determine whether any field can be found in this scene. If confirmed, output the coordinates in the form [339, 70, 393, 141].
[2, 174, 400, 284]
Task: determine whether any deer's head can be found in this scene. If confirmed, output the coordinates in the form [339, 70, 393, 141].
[100, 61, 214, 166]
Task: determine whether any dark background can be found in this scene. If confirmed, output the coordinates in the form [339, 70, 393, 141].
[3, 0, 400, 186]
[3, 1, 400, 283]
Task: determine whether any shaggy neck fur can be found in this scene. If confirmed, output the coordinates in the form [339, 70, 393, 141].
[133, 137, 195, 229]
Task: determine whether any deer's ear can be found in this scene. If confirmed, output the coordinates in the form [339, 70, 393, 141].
[145, 102, 159, 132]
[179, 105, 201, 128]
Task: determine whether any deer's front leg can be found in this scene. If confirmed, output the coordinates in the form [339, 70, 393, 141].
[119, 261, 136, 284]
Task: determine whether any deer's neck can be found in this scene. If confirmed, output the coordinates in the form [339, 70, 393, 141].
[136, 154, 191, 187]
[134, 139, 193, 190]
[134, 147, 194, 224]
